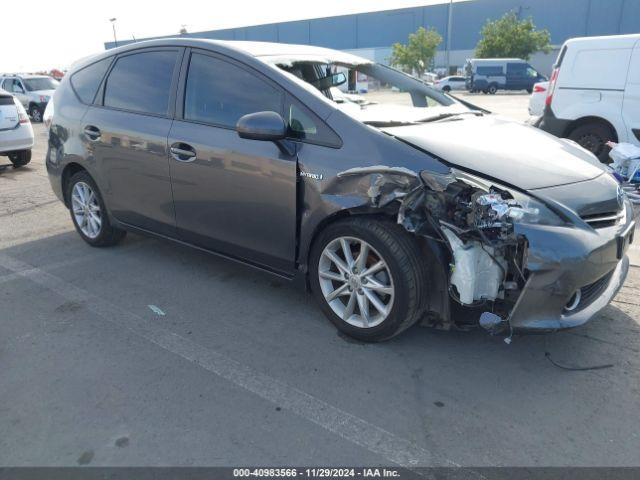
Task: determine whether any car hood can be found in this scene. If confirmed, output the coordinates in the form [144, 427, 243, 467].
[30, 89, 55, 98]
[382, 114, 605, 190]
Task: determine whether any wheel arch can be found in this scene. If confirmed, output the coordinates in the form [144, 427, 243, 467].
[565, 116, 619, 142]
[302, 208, 390, 273]
[61, 162, 90, 207]
[301, 206, 452, 326]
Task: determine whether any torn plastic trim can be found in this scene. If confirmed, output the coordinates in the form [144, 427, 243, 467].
[324, 165, 422, 208]
[327, 165, 531, 328]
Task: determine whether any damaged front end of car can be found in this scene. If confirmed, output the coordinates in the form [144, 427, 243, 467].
[324, 164, 632, 336]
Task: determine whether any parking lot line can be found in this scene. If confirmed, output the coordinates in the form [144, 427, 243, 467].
[0, 252, 464, 470]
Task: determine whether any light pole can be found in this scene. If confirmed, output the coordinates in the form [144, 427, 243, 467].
[109, 18, 118, 48]
[446, 0, 453, 74]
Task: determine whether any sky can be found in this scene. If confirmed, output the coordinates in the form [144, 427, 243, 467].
[1, 0, 468, 73]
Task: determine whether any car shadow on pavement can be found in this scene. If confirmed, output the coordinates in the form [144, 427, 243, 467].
[0, 163, 32, 177]
[2, 229, 639, 380]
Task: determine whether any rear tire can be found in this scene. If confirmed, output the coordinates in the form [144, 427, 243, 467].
[488, 84, 498, 94]
[9, 150, 31, 167]
[67, 171, 126, 247]
[568, 122, 615, 163]
[442, 86, 451, 93]
[309, 217, 428, 342]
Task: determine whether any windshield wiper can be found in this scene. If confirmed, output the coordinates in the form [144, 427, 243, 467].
[417, 111, 483, 123]
[363, 120, 419, 128]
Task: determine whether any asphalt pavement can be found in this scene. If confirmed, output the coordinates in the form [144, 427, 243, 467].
[1, 95, 639, 467]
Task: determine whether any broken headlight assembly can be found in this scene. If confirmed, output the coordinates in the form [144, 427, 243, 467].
[439, 170, 569, 228]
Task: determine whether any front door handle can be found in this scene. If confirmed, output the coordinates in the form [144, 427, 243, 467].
[83, 125, 101, 141]
[170, 142, 197, 162]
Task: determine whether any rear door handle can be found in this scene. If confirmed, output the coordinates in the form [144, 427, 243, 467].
[83, 125, 101, 141]
[170, 142, 197, 162]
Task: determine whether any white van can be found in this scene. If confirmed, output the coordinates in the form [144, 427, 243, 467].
[537, 34, 640, 162]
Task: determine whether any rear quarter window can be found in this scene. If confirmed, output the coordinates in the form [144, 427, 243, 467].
[104, 50, 178, 116]
[71, 58, 112, 104]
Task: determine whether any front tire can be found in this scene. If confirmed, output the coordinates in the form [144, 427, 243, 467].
[488, 84, 498, 94]
[309, 217, 428, 342]
[442, 86, 451, 93]
[9, 150, 31, 167]
[67, 171, 126, 247]
[568, 122, 615, 163]
[29, 105, 43, 123]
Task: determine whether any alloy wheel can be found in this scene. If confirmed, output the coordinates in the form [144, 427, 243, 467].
[71, 182, 102, 239]
[318, 236, 395, 329]
[31, 107, 42, 122]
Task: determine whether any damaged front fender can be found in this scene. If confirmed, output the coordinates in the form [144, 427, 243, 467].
[318, 164, 533, 329]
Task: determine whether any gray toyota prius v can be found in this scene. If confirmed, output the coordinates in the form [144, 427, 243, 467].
[46, 39, 634, 341]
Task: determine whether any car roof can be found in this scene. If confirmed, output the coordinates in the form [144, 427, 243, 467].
[564, 33, 640, 49]
[221, 40, 372, 65]
[75, 38, 366, 122]
[97, 38, 373, 68]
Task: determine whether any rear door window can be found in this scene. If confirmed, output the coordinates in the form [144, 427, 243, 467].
[184, 53, 283, 128]
[71, 57, 112, 104]
[104, 50, 178, 116]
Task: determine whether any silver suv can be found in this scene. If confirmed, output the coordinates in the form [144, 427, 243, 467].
[0, 74, 59, 122]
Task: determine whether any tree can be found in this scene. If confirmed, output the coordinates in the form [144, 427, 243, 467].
[475, 11, 551, 60]
[390, 27, 443, 77]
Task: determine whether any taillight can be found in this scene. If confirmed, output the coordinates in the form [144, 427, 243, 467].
[545, 68, 559, 107]
[534, 84, 546, 93]
[14, 98, 29, 124]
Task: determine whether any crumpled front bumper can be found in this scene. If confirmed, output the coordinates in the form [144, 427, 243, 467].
[507, 202, 634, 331]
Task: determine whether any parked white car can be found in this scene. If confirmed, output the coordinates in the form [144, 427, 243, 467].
[0, 74, 58, 123]
[434, 76, 467, 92]
[528, 81, 549, 116]
[537, 34, 640, 162]
[0, 89, 34, 167]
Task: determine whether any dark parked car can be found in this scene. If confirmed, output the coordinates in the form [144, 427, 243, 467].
[46, 39, 634, 341]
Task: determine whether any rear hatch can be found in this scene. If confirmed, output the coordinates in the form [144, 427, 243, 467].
[0, 94, 19, 130]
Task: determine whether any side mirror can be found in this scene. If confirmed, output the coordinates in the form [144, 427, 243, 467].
[237, 111, 287, 142]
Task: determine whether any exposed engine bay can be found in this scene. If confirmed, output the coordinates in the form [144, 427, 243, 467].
[327, 166, 535, 331]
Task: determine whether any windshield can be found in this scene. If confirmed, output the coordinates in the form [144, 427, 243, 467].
[276, 62, 457, 110]
[23, 77, 59, 91]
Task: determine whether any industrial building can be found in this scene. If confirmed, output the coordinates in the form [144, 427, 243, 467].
[105, 0, 640, 75]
